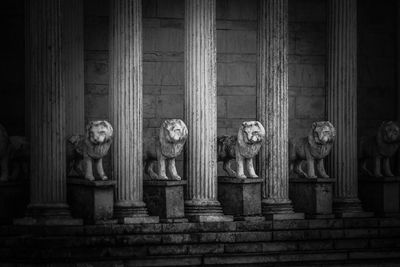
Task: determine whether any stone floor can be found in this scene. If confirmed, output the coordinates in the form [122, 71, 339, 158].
[1, 217, 400, 266]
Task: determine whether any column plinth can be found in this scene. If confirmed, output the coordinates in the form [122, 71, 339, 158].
[326, 0, 372, 218]
[184, 0, 232, 222]
[15, 0, 81, 225]
[109, 0, 158, 224]
[257, 0, 304, 220]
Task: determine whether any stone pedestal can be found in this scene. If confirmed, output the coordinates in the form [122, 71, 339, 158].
[359, 176, 400, 217]
[218, 177, 264, 221]
[143, 180, 188, 223]
[0, 181, 29, 224]
[67, 177, 117, 224]
[290, 178, 335, 219]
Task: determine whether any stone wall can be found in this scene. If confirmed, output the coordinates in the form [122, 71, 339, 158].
[0, 0, 398, 157]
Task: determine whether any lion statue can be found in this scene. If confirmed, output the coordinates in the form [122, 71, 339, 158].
[67, 120, 113, 181]
[8, 136, 30, 180]
[289, 121, 336, 179]
[0, 124, 10, 181]
[217, 121, 265, 179]
[359, 121, 400, 177]
[143, 119, 188, 180]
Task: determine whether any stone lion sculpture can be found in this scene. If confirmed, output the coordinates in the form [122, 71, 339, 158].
[289, 121, 336, 178]
[0, 124, 9, 181]
[217, 121, 266, 179]
[359, 121, 400, 177]
[67, 120, 113, 181]
[143, 119, 188, 180]
[8, 136, 30, 180]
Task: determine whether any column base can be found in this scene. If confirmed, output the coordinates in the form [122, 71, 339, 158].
[184, 199, 233, 222]
[359, 176, 400, 217]
[289, 178, 335, 219]
[14, 203, 83, 226]
[144, 180, 187, 223]
[262, 199, 304, 220]
[114, 201, 159, 224]
[333, 198, 374, 218]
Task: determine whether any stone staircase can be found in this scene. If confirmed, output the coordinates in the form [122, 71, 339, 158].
[1, 218, 400, 266]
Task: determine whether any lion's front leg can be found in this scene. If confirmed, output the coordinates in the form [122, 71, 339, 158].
[316, 159, 329, 178]
[246, 158, 258, 178]
[373, 157, 383, 177]
[157, 152, 168, 180]
[0, 155, 9, 182]
[83, 156, 95, 181]
[223, 159, 236, 177]
[145, 160, 159, 179]
[236, 153, 246, 179]
[168, 158, 181, 180]
[306, 159, 317, 178]
[383, 157, 394, 177]
[95, 158, 108, 180]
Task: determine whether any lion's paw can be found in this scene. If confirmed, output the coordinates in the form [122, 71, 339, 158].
[158, 175, 168, 180]
[172, 175, 181, 181]
[85, 175, 95, 181]
[236, 174, 247, 179]
[100, 175, 108, 181]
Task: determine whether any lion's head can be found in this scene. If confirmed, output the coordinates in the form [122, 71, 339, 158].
[161, 119, 188, 144]
[239, 121, 265, 145]
[379, 121, 400, 144]
[159, 119, 188, 158]
[86, 120, 113, 145]
[310, 121, 335, 145]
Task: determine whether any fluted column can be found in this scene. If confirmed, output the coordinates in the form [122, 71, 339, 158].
[16, 0, 81, 225]
[184, 0, 231, 222]
[63, 0, 85, 136]
[257, 0, 303, 220]
[109, 0, 158, 223]
[327, 0, 371, 217]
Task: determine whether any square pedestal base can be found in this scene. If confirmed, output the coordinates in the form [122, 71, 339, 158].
[67, 177, 116, 224]
[289, 178, 334, 219]
[359, 176, 400, 217]
[218, 177, 264, 221]
[0, 180, 29, 224]
[264, 212, 305, 220]
[144, 180, 188, 223]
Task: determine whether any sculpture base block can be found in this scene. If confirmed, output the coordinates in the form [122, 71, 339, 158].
[67, 177, 116, 224]
[359, 176, 400, 217]
[262, 200, 305, 220]
[0, 180, 29, 224]
[218, 177, 264, 221]
[143, 180, 187, 223]
[333, 198, 374, 218]
[289, 178, 334, 219]
[186, 215, 234, 222]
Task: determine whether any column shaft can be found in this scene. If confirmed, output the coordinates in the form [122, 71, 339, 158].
[63, 0, 85, 136]
[21, 0, 79, 222]
[109, 0, 156, 222]
[327, 0, 369, 215]
[257, 0, 302, 219]
[184, 0, 231, 222]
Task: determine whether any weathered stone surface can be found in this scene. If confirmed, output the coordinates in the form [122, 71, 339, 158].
[0, 181, 29, 224]
[290, 178, 335, 218]
[217, 177, 263, 220]
[143, 180, 187, 222]
[359, 176, 400, 216]
[67, 178, 116, 224]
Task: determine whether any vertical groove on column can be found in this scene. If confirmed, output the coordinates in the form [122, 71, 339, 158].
[28, 0, 69, 213]
[257, 0, 294, 214]
[64, 0, 85, 136]
[110, 0, 148, 217]
[327, 0, 360, 205]
[184, 0, 225, 217]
